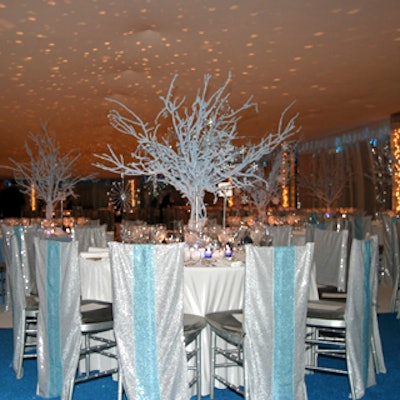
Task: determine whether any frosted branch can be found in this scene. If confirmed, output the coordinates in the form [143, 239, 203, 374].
[94, 73, 299, 228]
[1, 122, 94, 219]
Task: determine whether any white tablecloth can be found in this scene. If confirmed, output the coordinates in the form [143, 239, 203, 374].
[79, 251, 245, 395]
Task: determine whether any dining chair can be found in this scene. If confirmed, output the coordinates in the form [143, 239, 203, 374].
[184, 313, 207, 400]
[265, 224, 293, 245]
[312, 227, 349, 294]
[73, 224, 108, 253]
[1, 224, 38, 299]
[379, 214, 400, 314]
[108, 241, 190, 400]
[380, 213, 398, 279]
[206, 242, 314, 399]
[305, 236, 385, 399]
[34, 237, 117, 400]
[349, 215, 372, 241]
[5, 233, 38, 379]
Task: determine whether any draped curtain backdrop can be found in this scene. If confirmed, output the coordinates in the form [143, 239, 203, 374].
[297, 118, 392, 215]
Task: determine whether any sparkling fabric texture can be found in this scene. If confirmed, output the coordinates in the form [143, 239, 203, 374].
[73, 224, 107, 253]
[2, 224, 38, 302]
[381, 214, 400, 312]
[243, 243, 314, 400]
[345, 237, 381, 399]
[266, 225, 293, 246]
[2, 223, 40, 378]
[313, 228, 349, 292]
[349, 215, 372, 241]
[109, 242, 189, 400]
[5, 234, 29, 378]
[34, 238, 81, 399]
[369, 236, 386, 374]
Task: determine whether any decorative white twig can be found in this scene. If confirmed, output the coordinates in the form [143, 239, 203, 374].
[95, 73, 299, 230]
[298, 151, 349, 210]
[1, 122, 94, 220]
[241, 144, 293, 222]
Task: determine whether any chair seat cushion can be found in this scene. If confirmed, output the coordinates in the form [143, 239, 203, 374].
[307, 299, 346, 320]
[81, 303, 113, 332]
[206, 309, 244, 346]
[184, 314, 206, 345]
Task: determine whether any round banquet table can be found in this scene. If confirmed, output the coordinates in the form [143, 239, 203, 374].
[79, 251, 245, 396]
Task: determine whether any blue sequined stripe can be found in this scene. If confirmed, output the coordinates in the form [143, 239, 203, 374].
[132, 244, 160, 399]
[273, 246, 296, 400]
[46, 240, 63, 397]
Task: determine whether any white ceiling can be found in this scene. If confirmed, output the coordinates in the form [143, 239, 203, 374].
[0, 0, 399, 178]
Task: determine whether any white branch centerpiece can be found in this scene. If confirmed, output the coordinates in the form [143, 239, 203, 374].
[95, 73, 299, 231]
[242, 143, 295, 222]
[2, 123, 94, 221]
[298, 151, 350, 211]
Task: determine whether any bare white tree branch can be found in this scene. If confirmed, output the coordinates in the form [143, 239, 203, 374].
[1, 122, 94, 220]
[298, 151, 349, 210]
[241, 144, 294, 222]
[95, 73, 299, 229]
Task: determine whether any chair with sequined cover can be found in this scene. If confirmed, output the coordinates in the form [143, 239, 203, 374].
[206, 243, 314, 399]
[109, 241, 190, 400]
[305, 236, 386, 399]
[4, 232, 38, 379]
[34, 237, 117, 400]
[73, 224, 107, 253]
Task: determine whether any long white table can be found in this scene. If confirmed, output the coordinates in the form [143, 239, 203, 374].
[79, 249, 245, 396]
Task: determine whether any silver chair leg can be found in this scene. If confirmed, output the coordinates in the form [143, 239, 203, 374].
[118, 370, 123, 400]
[195, 334, 202, 400]
[209, 331, 216, 400]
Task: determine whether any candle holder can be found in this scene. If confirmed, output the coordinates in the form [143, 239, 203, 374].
[204, 246, 213, 259]
[224, 243, 233, 258]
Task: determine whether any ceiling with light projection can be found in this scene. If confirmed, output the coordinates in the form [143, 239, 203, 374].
[0, 0, 399, 178]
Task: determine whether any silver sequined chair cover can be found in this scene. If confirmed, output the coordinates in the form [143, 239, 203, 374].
[349, 215, 372, 241]
[313, 227, 349, 292]
[73, 224, 107, 253]
[306, 236, 385, 399]
[7, 233, 38, 378]
[265, 224, 293, 246]
[244, 243, 314, 399]
[380, 214, 399, 290]
[1, 224, 38, 303]
[34, 237, 81, 399]
[109, 241, 189, 400]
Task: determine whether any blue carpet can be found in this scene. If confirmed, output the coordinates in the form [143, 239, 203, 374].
[1, 313, 399, 399]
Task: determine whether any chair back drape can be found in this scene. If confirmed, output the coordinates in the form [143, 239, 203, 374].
[380, 215, 400, 312]
[34, 238, 81, 399]
[313, 228, 349, 292]
[266, 225, 293, 246]
[109, 242, 189, 400]
[7, 234, 29, 378]
[369, 235, 386, 374]
[349, 215, 372, 240]
[346, 237, 379, 398]
[73, 224, 107, 252]
[244, 243, 314, 400]
[2, 224, 38, 296]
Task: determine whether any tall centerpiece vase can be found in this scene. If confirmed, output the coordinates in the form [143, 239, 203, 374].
[188, 193, 207, 233]
[45, 202, 55, 222]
